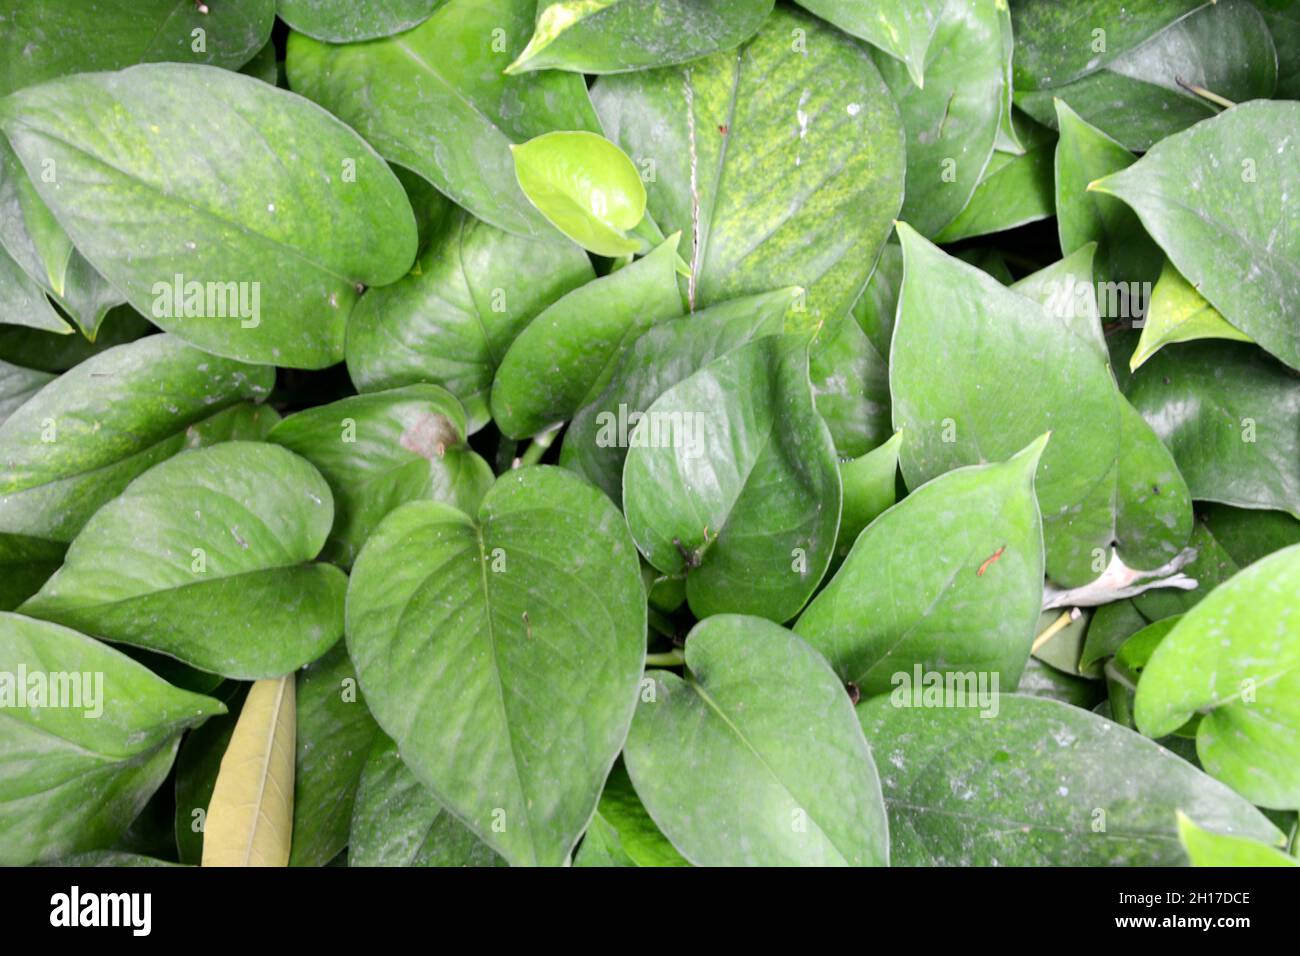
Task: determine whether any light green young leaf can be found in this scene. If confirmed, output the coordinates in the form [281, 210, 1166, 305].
[507, 0, 773, 75]
[20, 442, 346, 679]
[286, 0, 601, 240]
[1130, 260, 1254, 371]
[572, 763, 688, 868]
[797, 436, 1046, 696]
[626, 615, 889, 866]
[832, 431, 901, 570]
[1178, 812, 1297, 866]
[345, 467, 646, 866]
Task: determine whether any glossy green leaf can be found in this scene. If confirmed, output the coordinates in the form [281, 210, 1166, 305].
[793, 0, 940, 88]
[1179, 812, 1297, 866]
[0, 335, 274, 542]
[346, 207, 594, 433]
[572, 763, 688, 868]
[561, 288, 794, 506]
[852, 241, 902, 359]
[345, 467, 645, 866]
[623, 335, 841, 623]
[891, 225, 1192, 586]
[349, 734, 504, 867]
[809, 313, 891, 459]
[1130, 261, 1253, 371]
[1053, 99, 1162, 299]
[1136, 544, 1300, 808]
[832, 431, 901, 570]
[859, 693, 1282, 865]
[592, 5, 904, 327]
[269, 386, 490, 567]
[289, 642, 381, 867]
[1017, 0, 1279, 152]
[1201, 502, 1300, 566]
[1125, 342, 1300, 518]
[0, 531, 62, 610]
[0, 612, 223, 864]
[1010, 0, 1208, 90]
[0, 64, 417, 368]
[277, 0, 443, 42]
[491, 237, 683, 439]
[20, 442, 346, 679]
[626, 615, 889, 866]
[797, 436, 1046, 696]
[508, 0, 773, 75]
[286, 0, 601, 240]
[1093, 101, 1300, 371]
[1081, 599, 1150, 671]
[512, 132, 646, 257]
[877, 0, 1007, 238]
[0, 0, 275, 97]
[0, 245, 68, 334]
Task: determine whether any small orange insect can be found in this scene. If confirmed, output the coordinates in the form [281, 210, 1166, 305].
[976, 546, 1006, 577]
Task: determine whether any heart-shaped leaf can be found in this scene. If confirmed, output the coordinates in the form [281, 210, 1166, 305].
[1130, 261, 1254, 371]
[891, 225, 1192, 585]
[0, 612, 223, 865]
[349, 735, 504, 867]
[561, 287, 794, 506]
[508, 0, 773, 75]
[793, 0, 941, 88]
[1125, 342, 1300, 518]
[876, 0, 1007, 238]
[277, 0, 444, 42]
[1092, 101, 1300, 371]
[268, 386, 491, 567]
[491, 237, 683, 439]
[625, 614, 889, 866]
[21, 442, 346, 678]
[286, 0, 601, 240]
[345, 466, 645, 866]
[0, 64, 417, 368]
[0, 335, 274, 542]
[623, 334, 841, 623]
[797, 436, 1047, 696]
[0, 0, 275, 97]
[346, 208, 594, 432]
[858, 693, 1282, 865]
[1018, 0, 1278, 152]
[1136, 544, 1300, 808]
[591, 4, 904, 327]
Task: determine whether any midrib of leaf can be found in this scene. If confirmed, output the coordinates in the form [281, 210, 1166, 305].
[687, 54, 743, 310]
[3, 122, 358, 286]
[685, 676, 851, 865]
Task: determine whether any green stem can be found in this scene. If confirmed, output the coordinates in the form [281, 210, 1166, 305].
[515, 424, 562, 468]
[645, 649, 686, 668]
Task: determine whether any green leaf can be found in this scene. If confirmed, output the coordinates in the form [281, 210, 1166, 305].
[1179, 812, 1297, 866]
[512, 132, 646, 257]
[1201, 502, 1300, 567]
[507, 0, 773, 75]
[891, 225, 1192, 586]
[1017, 0, 1278, 152]
[1092, 101, 1300, 371]
[625, 615, 889, 866]
[1053, 99, 1162, 298]
[0, 359, 50, 428]
[268, 386, 490, 568]
[1033, 608, 1099, 679]
[1125, 342, 1300, 518]
[289, 642, 380, 867]
[1081, 599, 1150, 671]
[1130, 261, 1253, 371]
[622, 335, 841, 622]
[0, 531, 62, 610]
[809, 313, 891, 458]
[0, 0, 276, 97]
[572, 763, 688, 868]
[346, 207, 594, 433]
[858, 693, 1282, 865]
[20, 442, 346, 679]
[935, 114, 1057, 243]
[0, 612, 223, 865]
[1261, 0, 1300, 98]
[852, 242, 902, 359]
[0, 245, 68, 334]
[592, 4, 904, 327]
[349, 734, 504, 867]
[0, 64, 417, 369]
[1136, 544, 1300, 808]
[832, 431, 901, 570]
[1010, 0, 1208, 91]
[1130, 518, 1246, 622]
[793, 0, 941, 88]
[1016, 656, 1106, 711]
[561, 287, 794, 506]
[277, 0, 443, 42]
[0, 335, 274, 542]
[286, 0, 601, 240]
[345, 466, 646, 866]
[0, 304, 151, 374]
[796, 436, 1047, 696]
[491, 237, 683, 439]
[876, 0, 1007, 238]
